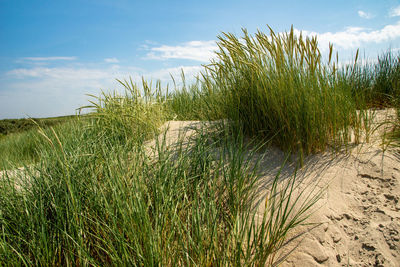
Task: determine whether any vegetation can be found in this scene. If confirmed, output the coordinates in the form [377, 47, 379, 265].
[0, 117, 82, 171]
[1, 26, 400, 265]
[386, 108, 400, 149]
[0, 81, 318, 265]
[0, 128, 42, 170]
[201, 27, 391, 155]
[340, 49, 400, 108]
[0, 115, 76, 136]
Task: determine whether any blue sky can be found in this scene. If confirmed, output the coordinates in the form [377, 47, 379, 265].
[1, 0, 400, 119]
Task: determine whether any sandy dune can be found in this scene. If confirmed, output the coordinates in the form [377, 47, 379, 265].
[271, 110, 400, 266]
[271, 145, 400, 266]
[154, 113, 399, 266]
[2, 113, 399, 266]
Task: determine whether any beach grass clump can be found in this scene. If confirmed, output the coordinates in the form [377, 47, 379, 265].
[339, 50, 400, 108]
[166, 71, 224, 121]
[0, 112, 317, 265]
[386, 108, 400, 148]
[165, 73, 204, 120]
[371, 51, 400, 106]
[202, 26, 361, 155]
[0, 129, 41, 170]
[84, 78, 169, 142]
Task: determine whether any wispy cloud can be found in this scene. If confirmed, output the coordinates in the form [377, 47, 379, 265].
[6, 65, 202, 82]
[104, 57, 119, 63]
[2, 65, 137, 118]
[22, 56, 77, 61]
[1, 63, 203, 118]
[7, 67, 119, 80]
[358, 10, 374, 19]
[389, 5, 400, 17]
[149, 65, 203, 81]
[146, 40, 217, 62]
[296, 21, 400, 51]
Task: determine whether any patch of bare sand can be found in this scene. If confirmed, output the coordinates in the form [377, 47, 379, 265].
[145, 121, 203, 151]
[268, 110, 400, 267]
[256, 146, 400, 266]
[0, 166, 29, 190]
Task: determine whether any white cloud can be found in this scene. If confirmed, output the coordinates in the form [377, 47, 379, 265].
[7, 67, 121, 80]
[22, 56, 77, 61]
[146, 40, 218, 62]
[104, 57, 119, 63]
[389, 5, 400, 17]
[149, 65, 204, 82]
[358, 10, 374, 19]
[2, 66, 137, 118]
[295, 21, 400, 51]
[6, 65, 202, 83]
[147, 20, 400, 64]
[1, 64, 204, 118]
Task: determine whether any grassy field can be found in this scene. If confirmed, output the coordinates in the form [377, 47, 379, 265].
[0, 115, 76, 136]
[1, 26, 399, 265]
[0, 116, 81, 170]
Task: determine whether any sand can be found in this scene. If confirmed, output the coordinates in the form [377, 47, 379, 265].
[262, 143, 400, 266]
[152, 112, 399, 266]
[270, 110, 400, 267]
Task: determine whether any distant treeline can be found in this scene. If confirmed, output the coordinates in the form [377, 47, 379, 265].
[0, 115, 77, 136]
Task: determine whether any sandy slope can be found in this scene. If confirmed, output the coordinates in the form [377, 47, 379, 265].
[269, 110, 400, 267]
[268, 146, 400, 266]
[155, 113, 399, 266]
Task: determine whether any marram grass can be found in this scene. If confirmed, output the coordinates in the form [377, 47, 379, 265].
[0, 104, 318, 266]
[0, 119, 83, 171]
[201, 26, 370, 156]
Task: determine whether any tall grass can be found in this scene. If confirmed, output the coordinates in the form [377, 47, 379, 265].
[0, 86, 317, 265]
[166, 71, 224, 121]
[384, 108, 400, 149]
[0, 119, 83, 170]
[84, 78, 169, 142]
[341, 50, 400, 107]
[201, 26, 366, 156]
[372, 51, 400, 105]
[0, 129, 41, 170]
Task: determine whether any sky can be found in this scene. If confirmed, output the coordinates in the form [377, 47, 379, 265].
[1, 0, 400, 119]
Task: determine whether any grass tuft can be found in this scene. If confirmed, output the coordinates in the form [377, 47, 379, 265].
[201, 26, 365, 155]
